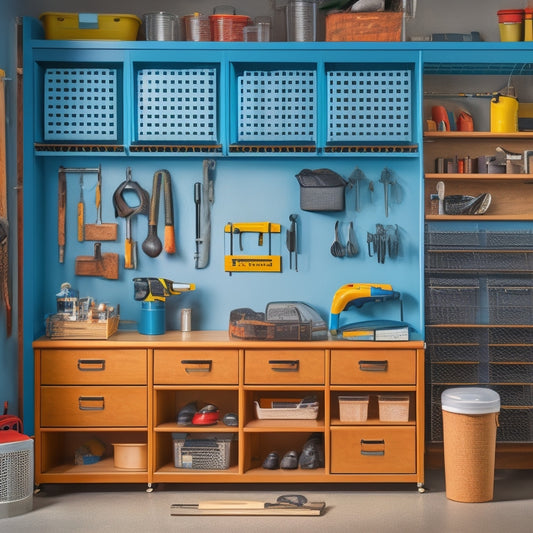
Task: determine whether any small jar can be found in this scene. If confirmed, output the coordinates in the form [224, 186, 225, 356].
[56, 282, 79, 320]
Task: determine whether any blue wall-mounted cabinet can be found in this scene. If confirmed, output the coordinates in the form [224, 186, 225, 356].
[22, 18, 429, 432]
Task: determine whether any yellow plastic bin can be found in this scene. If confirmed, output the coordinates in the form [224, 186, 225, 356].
[441, 387, 500, 503]
[497, 9, 524, 42]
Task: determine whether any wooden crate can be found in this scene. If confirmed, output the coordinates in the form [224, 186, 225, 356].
[46, 315, 119, 339]
[325, 12, 403, 42]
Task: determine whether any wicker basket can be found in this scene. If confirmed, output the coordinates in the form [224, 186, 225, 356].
[325, 12, 403, 42]
[254, 401, 319, 420]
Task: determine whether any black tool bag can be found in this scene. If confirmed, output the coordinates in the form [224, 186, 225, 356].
[295, 168, 347, 211]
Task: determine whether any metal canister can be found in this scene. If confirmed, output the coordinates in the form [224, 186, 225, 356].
[144, 12, 179, 41]
[180, 308, 192, 332]
[286, 0, 318, 42]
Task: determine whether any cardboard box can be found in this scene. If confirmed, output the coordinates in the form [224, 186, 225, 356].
[326, 12, 403, 42]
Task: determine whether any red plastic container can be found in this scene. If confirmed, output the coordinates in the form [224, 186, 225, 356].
[210, 14, 250, 41]
[497, 9, 524, 23]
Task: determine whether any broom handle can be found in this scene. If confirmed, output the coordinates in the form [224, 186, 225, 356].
[0, 69, 6, 219]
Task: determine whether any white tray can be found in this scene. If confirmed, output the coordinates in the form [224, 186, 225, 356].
[254, 401, 319, 420]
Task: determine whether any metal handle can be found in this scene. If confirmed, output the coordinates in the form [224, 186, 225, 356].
[78, 396, 105, 411]
[268, 360, 299, 372]
[360, 439, 385, 456]
[359, 360, 388, 372]
[77, 359, 106, 371]
[181, 359, 213, 373]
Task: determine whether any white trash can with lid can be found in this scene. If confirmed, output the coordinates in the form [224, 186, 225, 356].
[441, 387, 500, 503]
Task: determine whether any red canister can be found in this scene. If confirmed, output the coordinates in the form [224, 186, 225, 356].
[210, 14, 251, 41]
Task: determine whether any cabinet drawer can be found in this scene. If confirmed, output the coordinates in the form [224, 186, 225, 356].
[330, 350, 416, 385]
[40, 349, 147, 385]
[40, 386, 147, 427]
[244, 349, 325, 385]
[154, 349, 239, 385]
[330, 426, 415, 474]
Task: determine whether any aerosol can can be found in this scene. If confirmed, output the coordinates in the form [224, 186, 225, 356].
[133, 278, 195, 335]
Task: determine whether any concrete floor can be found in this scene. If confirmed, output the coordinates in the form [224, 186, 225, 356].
[2, 469, 533, 533]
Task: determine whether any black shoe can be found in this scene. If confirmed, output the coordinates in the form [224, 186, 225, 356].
[176, 401, 197, 426]
[280, 450, 299, 469]
[299, 434, 324, 469]
[262, 451, 280, 470]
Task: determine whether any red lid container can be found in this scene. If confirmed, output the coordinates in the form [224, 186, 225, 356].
[210, 14, 251, 41]
[497, 9, 525, 23]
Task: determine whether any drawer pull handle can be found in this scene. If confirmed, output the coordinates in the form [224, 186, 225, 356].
[268, 360, 299, 372]
[78, 396, 105, 411]
[181, 359, 213, 373]
[77, 359, 106, 371]
[359, 360, 388, 372]
[360, 439, 385, 456]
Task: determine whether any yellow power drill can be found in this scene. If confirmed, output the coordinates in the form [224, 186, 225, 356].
[133, 278, 195, 302]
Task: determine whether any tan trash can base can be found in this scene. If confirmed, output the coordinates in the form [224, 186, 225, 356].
[442, 410, 499, 502]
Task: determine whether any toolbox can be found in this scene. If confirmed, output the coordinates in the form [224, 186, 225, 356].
[40, 12, 141, 40]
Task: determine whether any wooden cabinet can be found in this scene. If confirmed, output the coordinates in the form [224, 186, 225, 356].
[34, 345, 150, 486]
[34, 332, 425, 490]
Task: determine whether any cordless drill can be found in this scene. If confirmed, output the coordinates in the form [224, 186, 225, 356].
[133, 278, 195, 302]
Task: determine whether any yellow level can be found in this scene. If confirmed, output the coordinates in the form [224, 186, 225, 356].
[225, 255, 281, 272]
[224, 222, 281, 233]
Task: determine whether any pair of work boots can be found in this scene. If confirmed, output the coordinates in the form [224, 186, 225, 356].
[262, 433, 324, 470]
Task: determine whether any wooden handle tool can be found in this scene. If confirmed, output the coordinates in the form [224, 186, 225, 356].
[77, 174, 84, 241]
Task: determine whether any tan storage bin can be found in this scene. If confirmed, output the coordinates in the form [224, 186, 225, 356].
[378, 394, 410, 422]
[113, 443, 147, 470]
[339, 395, 369, 422]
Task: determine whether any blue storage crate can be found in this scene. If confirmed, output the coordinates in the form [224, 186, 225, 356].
[237, 69, 316, 142]
[327, 69, 412, 142]
[137, 68, 217, 142]
[44, 68, 118, 142]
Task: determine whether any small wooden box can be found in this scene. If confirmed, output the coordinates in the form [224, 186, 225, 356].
[325, 12, 403, 42]
[45, 315, 119, 339]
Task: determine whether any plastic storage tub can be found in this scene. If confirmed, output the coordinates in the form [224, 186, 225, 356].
[339, 395, 369, 422]
[378, 394, 410, 422]
[40, 12, 141, 40]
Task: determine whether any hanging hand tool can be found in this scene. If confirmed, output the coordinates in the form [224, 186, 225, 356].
[75, 242, 119, 280]
[112, 167, 150, 269]
[163, 170, 176, 254]
[0, 69, 11, 335]
[224, 222, 281, 272]
[77, 174, 84, 242]
[346, 221, 358, 257]
[348, 167, 366, 211]
[142, 169, 175, 258]
[379, 168, 395, 217]
[330, 220, 345, 258]
[285, 214, 298, 271]
[195, 159, 216, 269]
[58, 167, 67, 263]
[84, 166, 118, 241]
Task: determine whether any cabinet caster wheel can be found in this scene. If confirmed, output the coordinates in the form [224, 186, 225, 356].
[417, 484, 426, 493]
[146, 484, 154, 493]
[33, 487, 41, 495]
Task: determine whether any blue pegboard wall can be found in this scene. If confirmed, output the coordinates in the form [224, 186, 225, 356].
[136, 68, 218, 142]
[44, 68, 118, 142]
[327, 69, 412, 142]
